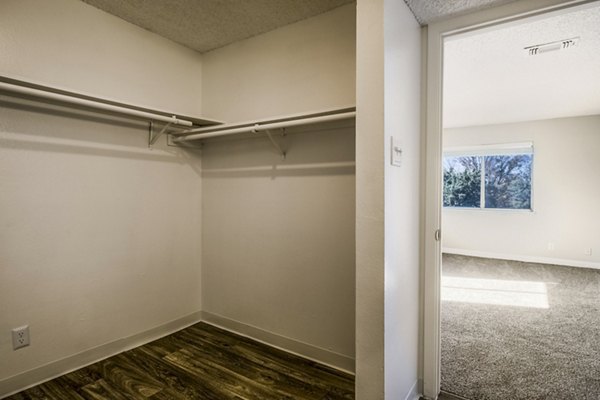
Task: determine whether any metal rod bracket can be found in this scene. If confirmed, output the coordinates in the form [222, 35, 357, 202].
[148, 121, 173, 148]
[265, 129, 286, 160]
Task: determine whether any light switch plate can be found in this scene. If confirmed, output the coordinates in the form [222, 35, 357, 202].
[391, 136, 402, 167]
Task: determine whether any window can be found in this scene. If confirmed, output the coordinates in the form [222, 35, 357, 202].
[443, 143, 533, 210]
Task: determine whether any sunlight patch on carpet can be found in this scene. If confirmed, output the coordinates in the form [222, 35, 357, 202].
[442, 276, 549, 308]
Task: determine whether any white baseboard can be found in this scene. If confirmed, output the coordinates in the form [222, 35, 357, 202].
[0, 311, 203, 399]
[201, 311, 356, 374]
[403, 379, 421, 400]
[443, 247, 600, 270]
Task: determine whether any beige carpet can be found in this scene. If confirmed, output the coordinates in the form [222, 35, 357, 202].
[441, 254, 600, 400]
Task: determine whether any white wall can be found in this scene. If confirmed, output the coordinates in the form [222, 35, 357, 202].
[355, 0, 421, 398]
[443, 115, 600, 269]
[201, 4, 356, 123]
[0, 0, 204, 395]
[383, 0, 422, 399]
[355, 0, 385, 393]
[199, 5, 357, 371]
[0, 0, 203, 116]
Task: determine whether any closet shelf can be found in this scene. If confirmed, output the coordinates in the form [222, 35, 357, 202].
[171, 106, 356, 142]
[0, 75, 220, 146]
[0, 76, 355, 153]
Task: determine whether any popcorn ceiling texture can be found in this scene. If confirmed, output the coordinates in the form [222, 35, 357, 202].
[444, 3, 600, 127]
[80, 0, 524, 54]
[80, 0, 354, 53]
[403, 0, 520, 24]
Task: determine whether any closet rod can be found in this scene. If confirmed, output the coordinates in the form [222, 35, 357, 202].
[174, 111, 356, 142]
[0, 81, 193, 127]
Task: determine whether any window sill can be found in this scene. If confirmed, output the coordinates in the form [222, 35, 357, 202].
[443, 207, 534, 213]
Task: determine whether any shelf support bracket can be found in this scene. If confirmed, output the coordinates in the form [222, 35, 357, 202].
[264, 129, 286, 160]
[148, 121, 173, 148]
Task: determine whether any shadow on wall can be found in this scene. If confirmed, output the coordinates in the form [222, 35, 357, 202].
[200, 119, 356, 179]
[0, 95, 202, 172]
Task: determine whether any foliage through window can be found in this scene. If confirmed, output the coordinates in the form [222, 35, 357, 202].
[443, 147, 532, 210]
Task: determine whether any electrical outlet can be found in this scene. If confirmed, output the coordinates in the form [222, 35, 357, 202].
[12, 326, 30, 350]
[584, 248, 593, 256]
[547, 242, 555, 251]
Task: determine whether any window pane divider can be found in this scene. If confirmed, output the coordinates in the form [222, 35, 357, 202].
[480, 156, 486, 208]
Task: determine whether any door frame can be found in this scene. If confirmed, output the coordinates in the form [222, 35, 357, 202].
[422, 0, 596, 398]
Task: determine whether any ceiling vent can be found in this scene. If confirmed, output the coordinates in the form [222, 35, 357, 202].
[524, 37, 580, 56]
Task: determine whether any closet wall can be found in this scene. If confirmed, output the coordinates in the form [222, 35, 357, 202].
[0, 0, 204, 393]
[0, 0, 203, 115]
[200, 4, 357, 370]
[0, 0, 360, 394]
[201, 4, 356, 123]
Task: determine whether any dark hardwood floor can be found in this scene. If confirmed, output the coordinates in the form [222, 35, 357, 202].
[7, 322, 354, 400]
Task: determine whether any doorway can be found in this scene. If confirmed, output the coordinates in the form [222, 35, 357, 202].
[423, 1, 600, 399]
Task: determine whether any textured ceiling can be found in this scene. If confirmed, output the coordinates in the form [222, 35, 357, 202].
[80, 0, 354, 53]
[444, 2, 600, 128]
[79, 0, 528, 55]
[404, 0, 520, 24]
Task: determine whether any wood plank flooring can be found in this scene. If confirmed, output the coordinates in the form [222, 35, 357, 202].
[7, 322, 354, 400]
